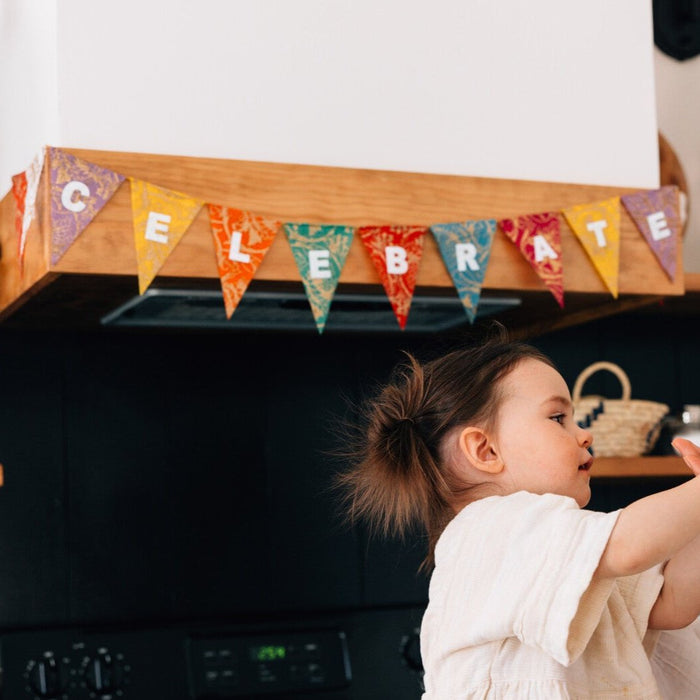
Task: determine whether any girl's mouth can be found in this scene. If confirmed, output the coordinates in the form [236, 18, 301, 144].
[578, 458, 594, 471]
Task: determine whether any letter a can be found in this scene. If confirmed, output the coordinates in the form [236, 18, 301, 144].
[533, 235, 558, 263]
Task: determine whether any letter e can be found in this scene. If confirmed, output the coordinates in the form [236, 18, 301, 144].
[309, 249, 331, 279]
[145, 212, 171, 244]
[647, 211, 671, 241]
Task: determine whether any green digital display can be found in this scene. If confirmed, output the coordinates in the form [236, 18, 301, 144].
[251, 645, 286, 662]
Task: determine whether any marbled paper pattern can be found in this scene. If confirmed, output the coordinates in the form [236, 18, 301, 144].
[22, 150, 45, 256]
[358, 225, 427, 329]
[131, 179, 203, 294]
[431, 220, 496, 323]
[621, 186, 680, 281]
[499, 212, 564, 307]
[49, 148, 125, 266]
[563, 197, 620, 298]
[284, 223, 354, 333]
[11, 172, 27, 267]
[209, 205, 280, 318]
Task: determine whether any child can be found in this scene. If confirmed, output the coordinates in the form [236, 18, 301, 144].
[337, 329, 700, 699]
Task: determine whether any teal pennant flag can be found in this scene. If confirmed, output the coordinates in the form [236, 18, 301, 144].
[283, 223, 355, 333]
[430, 219, 497, 323]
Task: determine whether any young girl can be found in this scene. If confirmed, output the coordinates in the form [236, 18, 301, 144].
[337, 329, 700, 699]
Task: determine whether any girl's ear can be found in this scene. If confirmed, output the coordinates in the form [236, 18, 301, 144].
[457, 426, 504, 475]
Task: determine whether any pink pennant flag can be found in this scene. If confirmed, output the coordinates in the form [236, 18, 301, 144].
[49, 148, 125, 266]
[621, 186, 681, 281]
[20, 149, 45, 267]
[499, 212, 564, 307]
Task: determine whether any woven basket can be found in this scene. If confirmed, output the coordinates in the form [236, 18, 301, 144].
[572, 361, 669, 458]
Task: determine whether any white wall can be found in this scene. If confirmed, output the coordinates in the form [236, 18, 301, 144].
[0, 0, 58, 195]
[655, 49, 700, 272]
[2, 1, 660, 207]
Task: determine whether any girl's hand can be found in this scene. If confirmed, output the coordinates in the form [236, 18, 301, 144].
[672, 437, 700, 476]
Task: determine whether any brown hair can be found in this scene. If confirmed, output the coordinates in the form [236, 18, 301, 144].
[335, 326, 555, 569]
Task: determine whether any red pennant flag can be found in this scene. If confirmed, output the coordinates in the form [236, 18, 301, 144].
[358, 225, 427, 329]
[208, 205, 280, 318]
[499, 212, 564, 307]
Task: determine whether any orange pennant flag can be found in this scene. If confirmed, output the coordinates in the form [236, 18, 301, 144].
[562, 197, 620, 298]
[499, 212, 564, 307]
[357, 225, 427, 329]
[130, 179, 203, 293]
[208, 205, 280, 318]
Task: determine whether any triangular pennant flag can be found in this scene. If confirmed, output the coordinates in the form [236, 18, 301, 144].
[431, 219, 497, 323]
[49, 147, 125, 266]
[499, 212, 564, 307]
[11, 172, 27, 267]
[20, 148, 45, 269]
[621, 186, 681, 281]
[562, 197, 621, 298]
[357, 225, 427, 329]
[283, 223, 354, 333]
[130, 179, 203, 294]
[208, 205, 280, 318]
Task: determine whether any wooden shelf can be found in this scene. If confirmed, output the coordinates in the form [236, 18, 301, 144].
[593, 456, 690, 478]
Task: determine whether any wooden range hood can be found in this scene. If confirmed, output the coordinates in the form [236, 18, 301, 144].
[0, 148, 685, 338]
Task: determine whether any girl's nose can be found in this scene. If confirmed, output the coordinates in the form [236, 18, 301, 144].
[577, 425, 593, 449]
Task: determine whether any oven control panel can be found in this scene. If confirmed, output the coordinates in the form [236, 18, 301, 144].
[187, 629, 351, 697]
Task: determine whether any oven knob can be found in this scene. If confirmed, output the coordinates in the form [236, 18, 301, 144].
[81, 648, 129, 697]
[25, 653, 70, 699]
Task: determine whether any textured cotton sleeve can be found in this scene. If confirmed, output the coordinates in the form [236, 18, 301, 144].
[429, 491, 620, 667]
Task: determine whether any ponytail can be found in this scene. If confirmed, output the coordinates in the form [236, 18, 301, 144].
[335, 328, 555, 570]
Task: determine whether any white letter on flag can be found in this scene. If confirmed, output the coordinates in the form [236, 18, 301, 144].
[228, 231, 251, 263]
[145, 212, 171, 244]
[386, 246, 408, 274]
[586, 220, 608, 247]
[647, 211, 671, 241]
[61, 181, 90, 212]
[309, 250, 331, 279]
[533, 235, 558, 263]
[456, 243, 480, 271]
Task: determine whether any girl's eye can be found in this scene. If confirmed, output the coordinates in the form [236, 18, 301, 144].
[550, 414, 565, 425]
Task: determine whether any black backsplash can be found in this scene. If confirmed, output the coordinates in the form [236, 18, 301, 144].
[0, 304, 697, 631]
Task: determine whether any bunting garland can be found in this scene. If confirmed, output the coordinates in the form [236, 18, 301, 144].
[284, 224, 354, 333]
[4, 147, 683, 331]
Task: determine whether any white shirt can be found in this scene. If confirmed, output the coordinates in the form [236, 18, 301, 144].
[420, 491, 667, 699]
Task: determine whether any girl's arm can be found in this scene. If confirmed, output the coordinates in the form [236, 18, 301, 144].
[595, 439, 700, 628]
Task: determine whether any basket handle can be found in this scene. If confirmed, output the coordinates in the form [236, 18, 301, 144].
[572, 361, 631, 402]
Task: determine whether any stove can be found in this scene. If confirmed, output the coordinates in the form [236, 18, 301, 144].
[0, 606, 425, 699]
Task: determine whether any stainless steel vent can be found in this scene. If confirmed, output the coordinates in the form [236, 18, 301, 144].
[101, 289, 521, 332]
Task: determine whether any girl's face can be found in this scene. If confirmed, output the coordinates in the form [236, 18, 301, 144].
[492, 358, 594, 507]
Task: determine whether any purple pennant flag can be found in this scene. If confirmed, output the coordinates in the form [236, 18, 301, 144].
[49, 148, 125, 266]
[621, 186, 681, 281]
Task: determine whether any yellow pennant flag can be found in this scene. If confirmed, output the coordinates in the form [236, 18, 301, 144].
[130, 179, 203, 293]
[562, 197, 621, 298]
